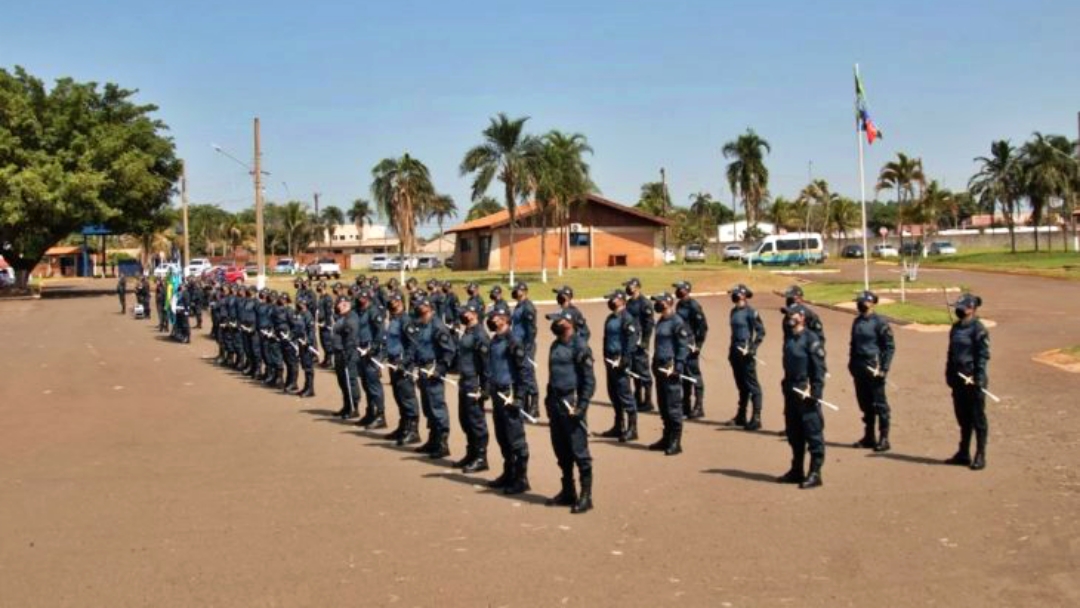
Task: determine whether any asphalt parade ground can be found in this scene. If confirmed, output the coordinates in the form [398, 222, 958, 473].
[1, 267, 1078, 606]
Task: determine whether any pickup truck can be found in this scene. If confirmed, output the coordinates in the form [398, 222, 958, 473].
[306, 258, 341, 280]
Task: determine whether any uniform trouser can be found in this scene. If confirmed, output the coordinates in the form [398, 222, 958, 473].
[243, 330, 255, 366]
[458, 376, 489, 449]
[268, 339, 283, 370]
[358, 357, 384, 414]
[232, 328, 244, 361]
[951, 385, 988, 453]
[118, 293, 126, 313]
[335, 353, 360, 411]
[520, 343, 538, 397]
[418, 374, 450, 434]
[605, 361, 636, 417]
[284, 341, 299, 382]
[852, 367, 890, 436]
[729, 351, 763, 414]
[300, 344, 315, 372]
[783, 383, 826, 471]
[632, 347, 652, 401]
[259, 330, 272, 369]
[174, 310, 190, 340]
[249, 332, 262, 373]
[492, 384, 528, 463]
[546, 389, 591, 479]
[390, 365, 419, 421]
[653, 365, 683, 435]
[319, 329, 334, 364]
[192, 307, 202, 328]
[157, 304, 168, 330]
[682, 351, 704, 412]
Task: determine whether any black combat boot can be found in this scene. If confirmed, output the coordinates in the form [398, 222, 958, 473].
[745, 407, 762, 431]
[664, 429, 683, 456]
[647, 429, 669, 451]
[800, 459, 824, 489]
[571, 472, 593, 514]
[526, 393, 540, 420]
[462, 448, 489, 473]
[428, 432, 450, 459]
[599, 411, 624, 439]
[397, 419, 421, 446]
[383, 419, 404, 441]
[453, 446, 476, 469]
[366, 411, 387, 430]
[853, 424, 876, 448]
[488, 461, 512, 489]
[681, 391, 693, 419]
[945, 434, 972, 465]
[546, 475, 577, 507]
[503, 456, 530, 495]
[299, 372, 315, 398]
[874, 426, 891, 452]
[414, 431, 437, 454]
[283, 367, 298, 393]
[724, 405, 748, 427]
[776, 458, 805, 484]
[356, 407, 376, 428]
[970, 430, 987, 470]
[620, 412, 638, 443]
[688, 389, 705, 420]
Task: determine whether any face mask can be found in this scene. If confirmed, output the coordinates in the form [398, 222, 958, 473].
[857, 302, 870, 313]
[954, 307, 967, 320]
[486, 318, 498, 332]
[786, 317, 798, 328]
[557, 295, 568, 306]
[607, 300, 618, 312]
[460, 313, 472, 325]
[676, 290, 687, 300]
[625, 286, 635, 296]
[730, 293, 741, 304]
[511, 290, 521, 300]
[653, 302, 665, 313]
[785, 296, 796, 307]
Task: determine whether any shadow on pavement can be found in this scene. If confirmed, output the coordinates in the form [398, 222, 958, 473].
[868, 452, 947, 466]
[703, 468, 778, 484]
[425, 471, 549, 506]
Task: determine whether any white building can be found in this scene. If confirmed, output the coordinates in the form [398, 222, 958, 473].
[714, 221, 777, 243]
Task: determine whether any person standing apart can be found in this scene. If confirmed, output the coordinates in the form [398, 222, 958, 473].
[648, 292, 691, 456]
[725, 284, 766, 430]
[778, 305, 827, 489]
[599, 290, 639, 442]
[944, 294, 990, 470]
[624, 278, 655, 413]
[848, 291, 895, 452]
[116, 275, 127, 314]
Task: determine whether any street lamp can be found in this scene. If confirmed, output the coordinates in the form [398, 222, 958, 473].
[211, 120, 270, 288]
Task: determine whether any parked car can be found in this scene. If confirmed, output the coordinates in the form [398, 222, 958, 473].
[742, 233, 826, 266]
[721, 244, 745, 261]
[0, 267, 14, 287]
[929, 241, 958, 256]
[206, 265, 246, 284]
[387, 255, 418, 271]
[841, 244, 864, 259]
[273, 258, 298, 274]
[243, 263, 258, 276]
[306, 258, 341, 279]
[684, 244, 707, 263]
[153, 262, 182, 278]
[872, 244, 899, 258]
[415, 255, 442, 269]
[185, 258, 212, 276]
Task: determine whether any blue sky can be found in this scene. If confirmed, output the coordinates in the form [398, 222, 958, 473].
[3, 0, 1078, 235]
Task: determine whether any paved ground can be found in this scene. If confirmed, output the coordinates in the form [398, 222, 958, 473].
[1, 264, 1078, 607]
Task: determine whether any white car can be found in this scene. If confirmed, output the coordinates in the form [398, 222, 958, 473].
[185, 258, 212, 276]
[722, 244, 745, 261]
[0, 267, 14, 287]
[305, 258, 341, 279]
[873, 244, 899, 258]
[273, 258, 298, 274]
[369, 255, 392, 271]
[929, 241, 958, 256]
[153, 263, 182, 278]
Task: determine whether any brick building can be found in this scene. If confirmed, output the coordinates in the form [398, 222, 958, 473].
[446, 194, 670, 271]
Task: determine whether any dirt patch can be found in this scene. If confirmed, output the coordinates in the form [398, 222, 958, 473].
[1033, 349, 1080, 373]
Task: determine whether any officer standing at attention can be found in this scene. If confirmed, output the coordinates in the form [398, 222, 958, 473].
[265, 292, 289, 388]
[674, 281, 708, 419]
[544, 310, 597, 514]
[295, 298, 317, 398]
[464, 282, 484, 313]
[137, 277, 151, 322]
[155, 278, 169, 333]
[255, 289, 274, 381]
[510, 282, 540, 420]
[332, 296, 361, 420]
[173, 282, 191, 344]
[239, 287, 258, 378]
[407, 295, 457, 459]
[783, 285, 825, 344]
[317, 282, 335, 368]
[381, 293, 421, 446]
[485, 307, 532, 495]
[441, 281, 461, 327]
[116, 275, 127, 314]
[624, 278, 655, 413]
[848, 291, 895, 452]
[778, 305, 827, 489]
[726, 284, 766, 430]
[189, 278, 205, 330]
[452, 303, 491, 473]
[487, 285, 511, 319]
[944, 294, 990, 470]
[280, 293, 301, 393]
[553, 285, 591, 342]
[648, 292, 691, 455]
[355, 289, 387, 430]
[427, 278, 446, 323]
[599, 290, 639, 442]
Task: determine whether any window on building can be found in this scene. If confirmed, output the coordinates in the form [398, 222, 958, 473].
[460, 238, 472, 252]
[570, 232, 590, 247]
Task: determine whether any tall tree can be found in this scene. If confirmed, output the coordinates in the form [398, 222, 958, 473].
[635, 181, 669, 217]
[798, 179, 840, 240]
[767, 196, 796, 231]
[876, 152, 926, 249]
[371, 153, 435, 282]
[1019, 132, 1077, 252]
[914, 181, 953, 240]
[722, 129, 771, 229]
[465, 196, 503, 221]
[318, 205, 345, 251]
[426, 194, 457, 258]
[969, 140, 1022, 252]
[347, 198, 374, 233]
[526, 130, 594, 280]
[280, 200, 312, 259]
[0, 67, 182, 288]
[460, 113, 535, 284]
[829, 197, 860, 240]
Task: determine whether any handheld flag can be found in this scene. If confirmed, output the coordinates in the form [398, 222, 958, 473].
[855, 70, 882, 145]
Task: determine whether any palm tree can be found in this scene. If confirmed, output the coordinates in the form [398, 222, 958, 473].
[915, 181, 953, 240]
[636, 182, 669, 217]
[829, 198, 860, 240]
[526, 130, 594, 280]
[465, 196, 503, 221]
[1019, 132, 1077, 252]
[798, 179, 840, 240]
[318, 205, 345, 251]
[426, 194, 458, 258]
[372, 153, 435, 283]
[969, 140, 1022, 252]
[280, 200, 312, 259]
[347, 198, 375, 235]
[722, 129, 771, 229]
[221, 216, 253, 259]
[460, 113, 535, 284]
[876, 152, 926, 249]
[767, 196, 795, 231]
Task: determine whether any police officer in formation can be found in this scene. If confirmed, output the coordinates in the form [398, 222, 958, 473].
[544, 309, 597, 514]
[599, 289, 639, 442]
[355, 289, 387, 429]
[464, 281, 484, 312]
[172, 282, 191, 343]
[294, 297, 317, 397]
[280, 292, 300, 393]
[725, 284, 766, 430]
[510, 282, 539, 419]
[624, 278, 655, 413]
[317, 282, 335, 368]
[553, 285, 590, 342]
[116, 275, 127, 314]
[783, 285, 825, 344]
[674, 281, 708, 419]
[440, 281, 460, 326]
[648, 292, 690, 456]
[332, 296, 361, 419]
[945, 294, 990, 470]
[778, 304, 827, 489]
[486, 306, 532, 494]
[407, 295, 457, 459]
[848, 290, 895, 452]
[453, 302, 491, 473]
[382, 292, 421, 445]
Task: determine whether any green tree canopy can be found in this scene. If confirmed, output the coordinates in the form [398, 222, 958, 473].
[0, 67, 182, 286]
[465, 196, 503, 221]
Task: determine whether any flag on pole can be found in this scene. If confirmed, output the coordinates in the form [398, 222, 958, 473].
[855, 71, 882, 144]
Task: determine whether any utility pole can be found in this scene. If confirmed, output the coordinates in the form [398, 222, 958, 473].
[313, 192, 320, 217]
[181, 162, 190, 275]
[253, 117, 266, 289]
[660, 167, 669, 257]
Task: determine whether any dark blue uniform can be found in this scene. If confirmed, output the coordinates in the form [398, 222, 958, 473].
[729, 305, 766, 426]
[355, 301, 386, 424]
[487, 329, 530, 490]
[239, 294, 258, 376]
[782, 328, 827, 481]
[407, 317, 457, 440]
[511, 298, 539, 409]
[561, 304, 591, 343]
[333, 309, 362, 417]
[602, 308, 639, 438]
[317, 292, 335, 367]
[255, 297, 273, 379]
[441, 289, 461, 327]
[652, 313, 691, 448]
[281, 305, 302, 391]
[946, 317, 990, 464]
[849, 313, 895, 446]
[456, 322, 491, 464]
[626, 293, 654, 411]
[676, 296, 708, 417]
[384, 308, 420, 443]
[547, 334, 596, 506]
[296, 306, 317, 396]
[173, 286, 191, 343]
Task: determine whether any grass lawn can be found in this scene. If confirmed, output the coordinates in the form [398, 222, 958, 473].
[799, 280, 959, 325]
[921, 250, 1080, 280]
[1060, 345, 1080, 360]
[265, 261, 794, 301]
[876, 302, 953, 325]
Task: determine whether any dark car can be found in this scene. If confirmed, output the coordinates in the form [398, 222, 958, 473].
[841, 244, 864, 259]
[899, 242, 923, 257]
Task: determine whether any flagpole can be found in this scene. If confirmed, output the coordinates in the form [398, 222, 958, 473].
[855, 63, 871, 291]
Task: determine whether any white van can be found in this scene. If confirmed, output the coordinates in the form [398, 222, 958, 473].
[743, 232, 826, 266]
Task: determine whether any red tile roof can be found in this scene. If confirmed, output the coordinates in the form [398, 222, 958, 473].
[446, 194, 671, 234]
